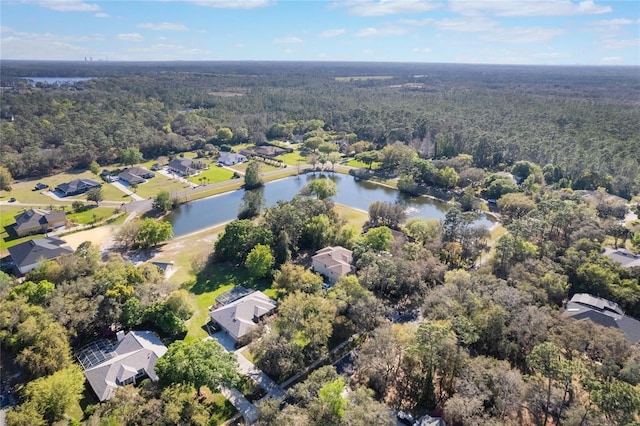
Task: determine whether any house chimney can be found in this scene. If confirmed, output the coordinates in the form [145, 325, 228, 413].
[116, 331, 125, 342]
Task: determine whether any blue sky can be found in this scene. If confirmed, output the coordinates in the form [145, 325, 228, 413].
[1, 0, 638, 65]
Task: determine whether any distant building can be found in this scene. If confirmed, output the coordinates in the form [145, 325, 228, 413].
[209, 290, 276, 341]
[55, 178, 101, 197]
[168, 158, 204, 176]
[564, 293, 640, 343]
[8, 237, 73, 275]
[33, 182, 48, 191]
[11, 208, 67, 237]
[254, 146, 286, 157]
[218, 152, 247, 166]
[603, 248, 640, 268]
[77, 331, 167, 401]
[118, 166, 155, 185]
[311, 246, 354, 284]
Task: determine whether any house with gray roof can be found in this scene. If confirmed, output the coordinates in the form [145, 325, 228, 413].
[564, 293, 640, 343]
[8, 237, 73, 275]
[312, 246, 355, 284]
[78, 331, 167, 401]
[168, 158, 204, 176]
[209, 290, 276, 341]
[603, 248, 640, 268]
[55, 178, 101, 196]
[118, 166, 155, 185]
[11, 208, 67, 237]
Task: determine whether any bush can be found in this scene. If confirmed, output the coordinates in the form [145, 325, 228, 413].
[72, 200, 86, 213]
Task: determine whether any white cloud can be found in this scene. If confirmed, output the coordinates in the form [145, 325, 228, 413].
[398, 18, 434, 27]
[603, 38, 640, 49]
[0, 26, 14, 34]
[332, 0, 441, 17]
[273, 36, 304, 44]
[412, 47, 432, 53]
[356, 26, 406, 37]
[599, 56, 623, 64]
[138, 22, 189, 31]
[435, 17, 498, 32]
[94, 12, 110, 18]
[26, 0, 101, 12]
[448, 0, 612, 17]
[592, 18, 639, 26]
[186, 0, 274, 9]
[117, 33, 144, 42]
[282, 48, 298, 54]
[319, 29, 347, 38]
[235, 43, 245, 48]
[482, 26, 565, 43]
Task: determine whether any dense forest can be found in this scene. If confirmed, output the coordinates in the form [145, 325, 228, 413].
[1, 62, 640, 425]
[1, 61, 639, 197]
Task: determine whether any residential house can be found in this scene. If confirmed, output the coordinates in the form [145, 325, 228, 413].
[33, 182, 48, 191]
[11, 208, 67, 237]
[55, 178, 101, 197]
[209, 290, 277, 341]
[118, 166, 155, 185]
[218, 152, 247, 166]
[77, 331, 167, 401]
[168, 158, 204, 176]
[8, 237, 73, 275]
[603, 248, 640, 268]
[311, 246, 355, 284]
[564, 293, 640, 343]
[254, 146, 287, 157]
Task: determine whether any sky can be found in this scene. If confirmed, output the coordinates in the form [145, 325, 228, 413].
[1, 0, 639, 65]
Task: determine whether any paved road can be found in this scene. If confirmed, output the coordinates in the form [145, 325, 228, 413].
[219, 385, 258, 425]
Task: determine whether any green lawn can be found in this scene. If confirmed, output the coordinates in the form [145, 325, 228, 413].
[276, 151, 306, 166]
[345, 159, 380, 169]
[183, 264, 271, 342]
[133, 174, 188, 199]
[333, 203, 368, 230]
[207, 392, 237, 425]
[187, 167, 235, 185]
[66, 206, 116, 225]
[230, 162, 278, 173]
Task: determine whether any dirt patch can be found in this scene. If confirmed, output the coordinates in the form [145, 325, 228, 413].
[62, 226, 114, 251]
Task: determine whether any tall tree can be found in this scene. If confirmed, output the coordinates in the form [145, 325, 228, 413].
[86, 187, 104, 205]
[135, 218, 173, 248]
[245, 244, 274, 278]
[244, 161, 263, 189]
[155, 340, 240, 396]
[153, 190, 173, 213]
[121, 147, 144, 166]
[0, 165, 12, 191]
[305, 177, 338, 200]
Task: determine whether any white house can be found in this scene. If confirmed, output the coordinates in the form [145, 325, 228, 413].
[218, 152, 247, 166]
[311, 246, 354, 284]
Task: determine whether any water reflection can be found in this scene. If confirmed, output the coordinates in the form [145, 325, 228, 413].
[167, 172, 491, 237]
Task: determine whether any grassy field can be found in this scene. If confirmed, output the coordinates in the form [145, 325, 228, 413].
[1, 170, 122, 204]
[345, 159, 380, 169]
[333, 203, 368, 230]
[66, 206, 116, 225]
[183, 264, 272, 342]
[276, 151, 306, 166]
[132, 174, 188, 199]
[187, 166, 235, 185]
[230, 162, 279, 173]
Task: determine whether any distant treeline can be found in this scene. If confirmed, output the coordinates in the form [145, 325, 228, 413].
[1, 61, 639, 197]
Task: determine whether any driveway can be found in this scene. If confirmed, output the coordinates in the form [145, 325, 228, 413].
[235, 349, 286, 400]
[210, 331, 237, 352]
[110, 181, 145, 201]
[220, 385, 258, 425]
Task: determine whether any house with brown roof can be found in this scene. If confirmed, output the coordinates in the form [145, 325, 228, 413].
[209, 290, 276, 341]
[11, 208, 67, 237]
[311, 246, 355, 284]
[254, 146, 287, 157]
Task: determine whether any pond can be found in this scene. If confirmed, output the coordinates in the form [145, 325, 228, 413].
[167, 172, 493, 237]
